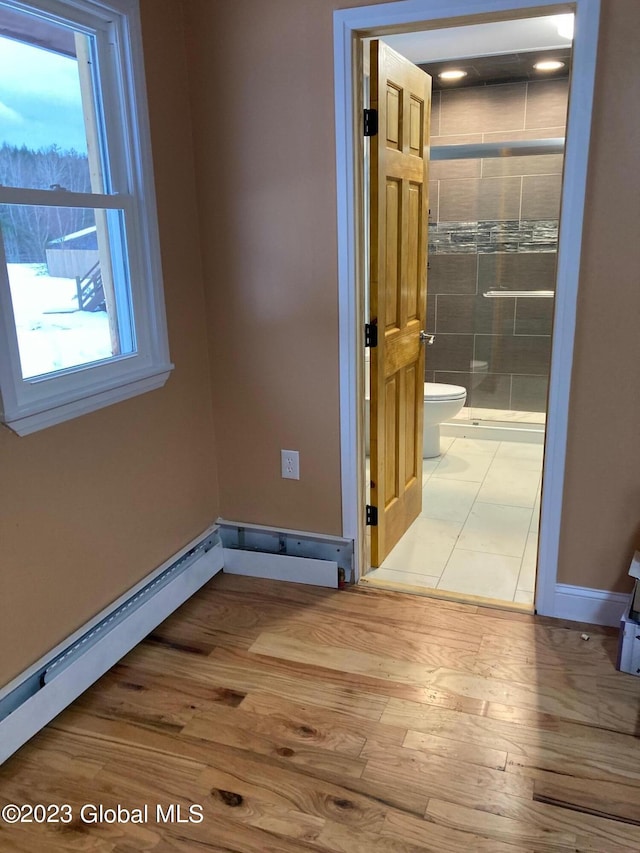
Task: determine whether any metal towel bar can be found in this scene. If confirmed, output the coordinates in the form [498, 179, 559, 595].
[482, 290, 554, 298]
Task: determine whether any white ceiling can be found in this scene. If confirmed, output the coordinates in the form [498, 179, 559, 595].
[383, 15, 572, 64]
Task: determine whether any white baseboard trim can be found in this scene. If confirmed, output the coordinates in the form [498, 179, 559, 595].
[552, 583, 629, 627]
[0, 529, 223, 765]
[223, 548, 339, 587]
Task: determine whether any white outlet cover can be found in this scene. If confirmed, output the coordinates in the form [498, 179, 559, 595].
[281, 449, 300, 480]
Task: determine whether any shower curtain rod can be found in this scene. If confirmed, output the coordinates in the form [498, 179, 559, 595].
[430, 138, 565, 161]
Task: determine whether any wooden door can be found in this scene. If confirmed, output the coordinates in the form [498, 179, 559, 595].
[369, 40, 431, 567]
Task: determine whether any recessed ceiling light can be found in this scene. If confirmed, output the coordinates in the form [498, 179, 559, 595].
[438, 69, 467, 81]
[534, 60, 566, 72]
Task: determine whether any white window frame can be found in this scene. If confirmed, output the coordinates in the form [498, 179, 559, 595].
[0, 0, 172, 436]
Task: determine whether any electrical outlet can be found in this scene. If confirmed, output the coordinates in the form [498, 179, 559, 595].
[281, 449, 300, 480]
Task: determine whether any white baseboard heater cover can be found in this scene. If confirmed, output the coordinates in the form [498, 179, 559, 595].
[0, 528, 223, 765]
[223, 548, 339, 587]
[218, 520, 353, 588]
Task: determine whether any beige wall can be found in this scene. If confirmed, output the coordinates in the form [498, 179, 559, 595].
[184, 0, 368, 536]
[0, 0, 219, 688]
[185, 0, 640, 592]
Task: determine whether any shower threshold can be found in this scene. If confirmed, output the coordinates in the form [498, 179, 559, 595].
[442, 407, 545, 444]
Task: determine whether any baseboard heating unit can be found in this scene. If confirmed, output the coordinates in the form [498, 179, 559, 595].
[218, 519, 354, 588]
[0, 526, 223, 765]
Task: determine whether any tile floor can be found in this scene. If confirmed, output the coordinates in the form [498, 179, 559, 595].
[365, 436, 542, 605]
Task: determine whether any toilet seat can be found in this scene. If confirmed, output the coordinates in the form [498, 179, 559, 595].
[424, 382, 467, 402]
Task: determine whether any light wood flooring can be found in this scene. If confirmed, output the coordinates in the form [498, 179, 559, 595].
[1, 573, 640, 852]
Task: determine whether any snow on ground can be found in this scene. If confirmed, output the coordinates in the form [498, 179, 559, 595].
[7, 263, 113, 378]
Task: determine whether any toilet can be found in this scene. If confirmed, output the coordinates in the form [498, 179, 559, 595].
[423, 382, 467, 458]
[364, 350, 466, 457]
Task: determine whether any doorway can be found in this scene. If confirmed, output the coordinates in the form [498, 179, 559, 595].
[367, 27, 567, 607]
[334, 0, 601, 617]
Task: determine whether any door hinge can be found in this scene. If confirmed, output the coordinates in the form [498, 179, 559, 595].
[363, 109, 378, 137]
[365, 322, 378, 348]
[366, 505, 378, 526]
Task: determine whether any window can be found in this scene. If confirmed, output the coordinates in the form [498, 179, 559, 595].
[0, 0, 172, 435]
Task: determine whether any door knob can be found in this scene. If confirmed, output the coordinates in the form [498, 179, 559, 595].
[419, 331, 435, 345]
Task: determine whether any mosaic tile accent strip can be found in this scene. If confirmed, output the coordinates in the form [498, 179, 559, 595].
[429, 220, 558, 254]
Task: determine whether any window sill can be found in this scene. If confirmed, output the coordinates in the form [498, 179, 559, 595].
[1, 363, 174, 436]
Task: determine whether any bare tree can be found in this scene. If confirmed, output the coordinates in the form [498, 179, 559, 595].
[0, 143, 91, 263]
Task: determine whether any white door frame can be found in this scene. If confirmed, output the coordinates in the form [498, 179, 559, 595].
[334, 0, 601, 616]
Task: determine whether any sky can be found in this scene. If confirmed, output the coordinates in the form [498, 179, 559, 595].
[0, 35, 88, 153]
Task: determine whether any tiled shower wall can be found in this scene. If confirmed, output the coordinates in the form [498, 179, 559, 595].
[425, 78, 569, 414]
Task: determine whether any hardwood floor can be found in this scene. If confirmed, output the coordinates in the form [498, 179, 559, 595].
[1, 573, 639, 852]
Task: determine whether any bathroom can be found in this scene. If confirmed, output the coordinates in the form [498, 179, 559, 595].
[363, 15, 571, 608]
